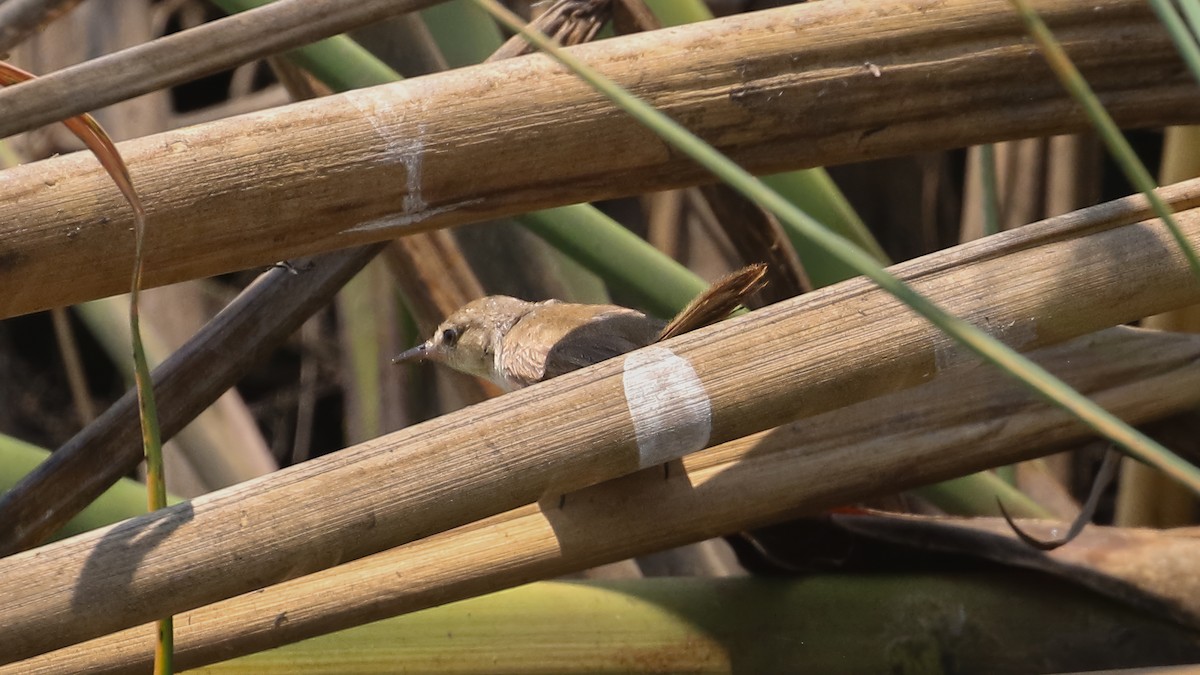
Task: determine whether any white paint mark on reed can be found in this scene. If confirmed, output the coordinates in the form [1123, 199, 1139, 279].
[346, 88, 427, 217]
[622, 346, 712, 467]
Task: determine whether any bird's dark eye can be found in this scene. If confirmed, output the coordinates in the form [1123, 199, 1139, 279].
[441, 328, 460, 346]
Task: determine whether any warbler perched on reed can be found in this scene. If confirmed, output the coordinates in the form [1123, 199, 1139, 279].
[393, 265, 767, 390]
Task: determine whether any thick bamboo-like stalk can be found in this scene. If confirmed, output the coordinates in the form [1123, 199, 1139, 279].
[0, 0, 1195, 319]
[76, 295, 277, 491]
[4, 178, 1200, 663]
[76, 577, 1200, 674]
[13, 326, 1200, 673]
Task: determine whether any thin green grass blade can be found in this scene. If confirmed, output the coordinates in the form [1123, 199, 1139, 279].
[1010, 0, 1200, 283]
[0, 60, 173, 671]
[472, 0, 1200, 495]
[645, 0, 885, 284]
[644, 0, 1035, 512]
[1181, 0, 1200, 37]
[1148, 0, 1200, 84]
[1180, 1, 1200, 56]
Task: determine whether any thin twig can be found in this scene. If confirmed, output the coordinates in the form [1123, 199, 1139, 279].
[290, 317, 321, 465]
[999, 447, 1121, 551]
[49, 307, 95, 427]
[0, 0, 84, 55]
[0, 0, 440, 140]
[0, 245, 383, 555]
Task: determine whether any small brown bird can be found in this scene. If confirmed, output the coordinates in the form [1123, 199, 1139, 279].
[393, 264, 768, 390]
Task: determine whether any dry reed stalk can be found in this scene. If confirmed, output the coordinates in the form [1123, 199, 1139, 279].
[0, 0, 1194, 318]
[5, 179, 1200, 662]
[12, 326, 1200, 673]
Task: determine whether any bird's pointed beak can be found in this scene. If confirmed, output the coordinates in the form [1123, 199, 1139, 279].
[392, 341, 434, 365]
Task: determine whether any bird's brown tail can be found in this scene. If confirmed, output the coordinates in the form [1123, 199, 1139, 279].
[656, 264, 768, 342]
